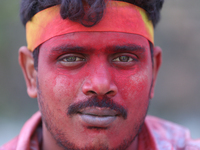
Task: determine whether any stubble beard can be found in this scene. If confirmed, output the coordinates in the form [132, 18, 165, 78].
[36, 79, 150, 150]
[38, 96, 148, 150]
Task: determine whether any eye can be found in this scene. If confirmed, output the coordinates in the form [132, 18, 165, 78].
[113, 55, 134, 62]
[62, 56, 85, 62]
[58, 55, 86, 67]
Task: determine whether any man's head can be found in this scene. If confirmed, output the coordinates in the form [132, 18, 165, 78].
[19, 0, 163, 149]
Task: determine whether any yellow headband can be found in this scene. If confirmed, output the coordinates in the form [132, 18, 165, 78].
[26, 1, 154, 52]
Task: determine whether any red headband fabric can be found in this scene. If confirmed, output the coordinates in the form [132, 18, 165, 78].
[26, 1, 154, 51]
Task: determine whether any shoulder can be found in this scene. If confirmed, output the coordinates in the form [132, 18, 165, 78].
[145, 115, 200, 150]
[0, 111, 42, 150]
[0, 136, 18, 150]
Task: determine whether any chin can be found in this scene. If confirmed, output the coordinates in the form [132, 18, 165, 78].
[52, 127, 138, 150]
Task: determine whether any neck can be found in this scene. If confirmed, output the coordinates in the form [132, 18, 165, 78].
[127, 136, 138, 150]
[42, 122, 63, 150]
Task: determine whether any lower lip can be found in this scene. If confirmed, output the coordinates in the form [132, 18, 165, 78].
[80, 114, 116, 127]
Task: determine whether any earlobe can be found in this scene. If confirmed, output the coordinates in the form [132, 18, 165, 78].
[150, 46, 162, 99]
[18, 46, 37, 98]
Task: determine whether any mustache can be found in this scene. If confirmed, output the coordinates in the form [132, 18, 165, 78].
[67, 96, 127, 119]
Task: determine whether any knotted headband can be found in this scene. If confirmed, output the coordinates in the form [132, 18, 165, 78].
[26, 1, 154, 52]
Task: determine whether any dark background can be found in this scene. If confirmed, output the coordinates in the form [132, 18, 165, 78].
[0, 0, 200, 145]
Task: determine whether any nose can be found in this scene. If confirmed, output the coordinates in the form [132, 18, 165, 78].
[82, 64, 118, 97]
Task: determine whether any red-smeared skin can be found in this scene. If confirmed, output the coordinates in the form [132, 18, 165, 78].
[37, 32, 154, 150]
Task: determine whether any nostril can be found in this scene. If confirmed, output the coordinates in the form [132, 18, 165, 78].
[87, 91, 96, 95]
[106, 91, 113, 95]
[82, 78, 118, 96]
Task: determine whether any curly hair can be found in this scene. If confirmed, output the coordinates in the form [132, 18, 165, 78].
[20, 0, 164, 27]
[20, 0, 164, 70]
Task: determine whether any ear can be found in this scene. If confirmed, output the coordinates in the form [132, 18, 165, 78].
[18, 46, 37, 98]
[149, 46, 162, 99]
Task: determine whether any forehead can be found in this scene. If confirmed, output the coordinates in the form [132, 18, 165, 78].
[40, 32, 150, 53]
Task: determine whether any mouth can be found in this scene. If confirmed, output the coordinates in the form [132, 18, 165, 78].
[78, 107, 119, 128]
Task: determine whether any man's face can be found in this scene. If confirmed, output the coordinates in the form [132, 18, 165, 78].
[32, 32, 157, 149]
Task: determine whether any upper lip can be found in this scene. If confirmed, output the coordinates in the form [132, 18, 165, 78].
[78, 107, 119, 117]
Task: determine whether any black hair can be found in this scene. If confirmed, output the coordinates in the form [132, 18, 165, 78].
[20, 0, 164, 27]
[21, 0, 164, 69]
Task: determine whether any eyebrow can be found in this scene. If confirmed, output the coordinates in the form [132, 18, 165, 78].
[50, 45, 92, 55]
[108, 44, 145, 53]
[49, 44, 145, 55]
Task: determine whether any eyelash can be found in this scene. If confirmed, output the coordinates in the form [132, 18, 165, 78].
[112, 55, 135, 62]
[57, 53, 138, 67]
[59, 54, 137, 61]
[61, 56, 86, 62]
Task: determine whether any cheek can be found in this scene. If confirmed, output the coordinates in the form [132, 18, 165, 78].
[114, 70, 152, 128]
[115, 69, 152, 107]
[38, 69, 83, 110]
[53, 75, 81, 103]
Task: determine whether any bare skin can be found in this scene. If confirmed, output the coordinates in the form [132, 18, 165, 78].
[19, 32, 162, 150]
